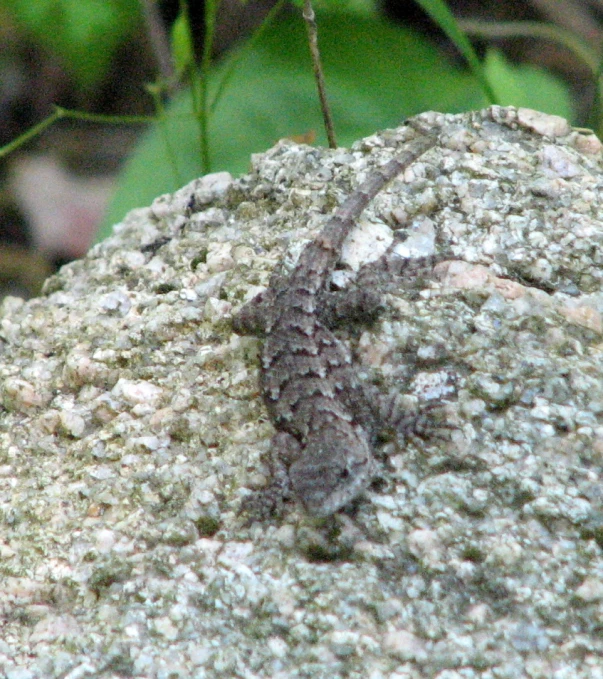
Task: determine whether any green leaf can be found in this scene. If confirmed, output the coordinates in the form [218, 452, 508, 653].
[170, 9, 196, 79]
[98, 10, 572, 239]
[5, 0, 140, 90]
[484, 49, 572, 116]
[413, 0, 497, 103]
[291, 0, 378, 15]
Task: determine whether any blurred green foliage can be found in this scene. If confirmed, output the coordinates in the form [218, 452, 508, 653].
[0, 0, 575, 244]
[3, 0, 140, 91]
[99, 9, 572, 237]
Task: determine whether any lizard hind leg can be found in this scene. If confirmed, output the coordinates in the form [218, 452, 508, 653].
[377, 391, 452, 445]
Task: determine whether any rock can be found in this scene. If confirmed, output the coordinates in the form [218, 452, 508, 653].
[0, 107, 602, 677]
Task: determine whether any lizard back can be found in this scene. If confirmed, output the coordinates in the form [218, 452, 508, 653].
[234, 132, 438, 515]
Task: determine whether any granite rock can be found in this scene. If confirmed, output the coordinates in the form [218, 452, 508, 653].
[0, 107, 602, 678]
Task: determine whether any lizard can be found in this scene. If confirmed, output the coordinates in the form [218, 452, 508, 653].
[232, 131, 440, 517]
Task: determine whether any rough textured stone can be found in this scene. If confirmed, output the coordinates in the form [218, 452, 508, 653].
[0, 107, 602, 678]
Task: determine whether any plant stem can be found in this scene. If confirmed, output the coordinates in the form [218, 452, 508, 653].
[302, 0, 337, 148]
[0, 107, 152, 159]
[198, 0, 220, 173]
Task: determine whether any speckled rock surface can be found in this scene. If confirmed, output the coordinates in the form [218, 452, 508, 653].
[1, 106, 603, 678]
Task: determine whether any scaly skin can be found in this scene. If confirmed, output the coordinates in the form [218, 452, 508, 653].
[233, 133, 438, 516]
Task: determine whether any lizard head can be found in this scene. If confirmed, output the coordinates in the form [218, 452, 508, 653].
[289, 422, 374, 517]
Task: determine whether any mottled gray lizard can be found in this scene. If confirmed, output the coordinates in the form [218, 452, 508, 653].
[233, 132, 440, 517]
